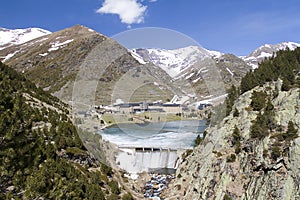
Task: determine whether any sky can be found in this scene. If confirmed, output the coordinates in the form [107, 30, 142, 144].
[1, 0, 300, 55]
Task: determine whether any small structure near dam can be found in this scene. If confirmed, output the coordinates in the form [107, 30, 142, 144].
[116, 146, 184, 174]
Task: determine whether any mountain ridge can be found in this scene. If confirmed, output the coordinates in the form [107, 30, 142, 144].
[243, 41, 300, 69]
[0, 25, 177, 105]
[0, 61, 118, 199]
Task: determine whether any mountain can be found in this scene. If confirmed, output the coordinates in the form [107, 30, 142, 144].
[164, 47, 300, 199]
[133, 46, 251, 102]
[242, 42, 300, 69]
[2, 26, 297, 105]
[0, 27, 51, 51]
[0, 25, 105, 91]
[0, 25, 176, 105]
[165, 82, 300, 200]
[0, 61, 124, 199]
[1, 24, 300, 199]
[131, 46, 222, 78]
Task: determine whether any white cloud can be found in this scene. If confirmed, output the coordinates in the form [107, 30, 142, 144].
[97, 0, 147, 25]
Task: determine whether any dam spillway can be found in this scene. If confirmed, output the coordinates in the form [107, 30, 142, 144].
[116, 146, 183, 173]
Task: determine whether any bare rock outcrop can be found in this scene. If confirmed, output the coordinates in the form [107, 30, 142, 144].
[165, 81, 300, 200]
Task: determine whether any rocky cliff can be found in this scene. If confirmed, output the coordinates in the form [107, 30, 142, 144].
[165, 80, 300, 200]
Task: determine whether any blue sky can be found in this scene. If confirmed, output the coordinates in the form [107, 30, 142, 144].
[1, 0, 300, 55]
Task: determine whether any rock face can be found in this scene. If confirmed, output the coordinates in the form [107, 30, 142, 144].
[165, 81, 300, 200]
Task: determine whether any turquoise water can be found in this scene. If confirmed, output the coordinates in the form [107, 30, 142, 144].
[99, 120, 206, 149]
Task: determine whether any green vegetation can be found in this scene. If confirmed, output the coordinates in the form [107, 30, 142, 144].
[286, 121, 298, 140]
[122, 192, 134, 200]
[225, 85, 240, 116]
[223, 194, 232, 200]
[250, 97, 276, 139]
[233, 108, 239, 117]
[271, 142, 281, 161]
[272, 121, 299, 142]
[241, 47, 300, 93]
[250, 91, 267, 111]
[194, 135, 202, 147]
[232, 126, 242, 154]
[182, 149, 193, 161]
[236, 47, 300, 161]
[250, 113, 269, 139]
[226, 154, 236, 163]
[0, 62, 116, 199]
[194, 130, 208, 147]
[109, 180, 120, 195]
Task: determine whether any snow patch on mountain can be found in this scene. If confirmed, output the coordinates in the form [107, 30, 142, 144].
[39, 53, 48, 57]
[48, 39, 74, 52]
[130, 49, 146, 64]
[0, 27, 51, 50]
[226, 67, 234, 76]
[2, 50, 20, 62]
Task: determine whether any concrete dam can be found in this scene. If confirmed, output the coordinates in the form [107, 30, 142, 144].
[116, 146, 184, 173]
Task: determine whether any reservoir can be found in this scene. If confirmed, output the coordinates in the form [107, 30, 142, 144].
[99, 120, 206, 173]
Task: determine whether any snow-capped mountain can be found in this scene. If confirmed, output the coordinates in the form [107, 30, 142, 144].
[131, 45, 251, 102]
[0, 27, 51, 50]
[131, 46, 223, 77]
[242, 42, 300, 69]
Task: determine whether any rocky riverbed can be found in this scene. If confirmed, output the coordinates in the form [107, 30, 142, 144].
[143, 173, 175, 199]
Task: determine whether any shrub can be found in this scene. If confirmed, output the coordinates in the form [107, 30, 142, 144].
[226, 154, 236, 163]
[194, 135, 202, 147]
[233, 108, 239, 117]
[109, 180, 120, 195]
[182, 149, 193, 161]
[235, 141, 241, 154]
[271, 142, 281, 160]
[284, 121, 298, 140]
[281, 78, 291, 91]
[232, 126, 241, 145]
[122, 193, 134, 200]
[250, 113, 269, 139]
[251, 91, 267, 111]
[101, 164, 113, 177]
[108, 194, 119, 200]
[224, 194, 232, 200]
[263, 149, 268, 158]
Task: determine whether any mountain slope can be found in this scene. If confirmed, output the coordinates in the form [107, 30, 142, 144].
[164, 47, 300, 200]
[0, 25, 104, 95]
[0, 25, 176, 105]
[166, 82, 300, 200]
[243, 42, 300, 69]
[132, 46, 222, 78]
[0, 61, 118, 199]
[0, 27, 51, 50]
[134, 46, 251, 102]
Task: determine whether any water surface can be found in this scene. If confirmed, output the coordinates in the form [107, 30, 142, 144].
[99, 120, 206, 149]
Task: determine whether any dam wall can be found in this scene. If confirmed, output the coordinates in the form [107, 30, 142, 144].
[116, 147, 183, 173]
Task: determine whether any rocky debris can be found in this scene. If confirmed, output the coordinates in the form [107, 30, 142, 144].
[143, 173, 175, 199]
[57, 149, 97, 167]
[6, 186, 15, 192]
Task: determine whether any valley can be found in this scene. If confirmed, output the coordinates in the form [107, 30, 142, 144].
[1, 25, 300, 200]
